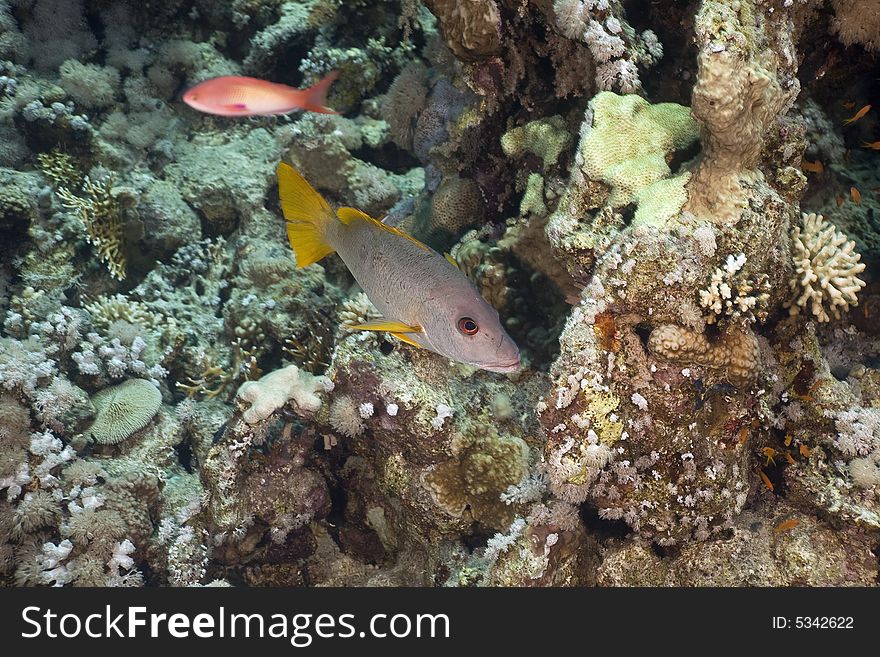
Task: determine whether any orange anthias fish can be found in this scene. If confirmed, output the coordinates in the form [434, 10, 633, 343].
[183, 71, 339, 117]
[851, 186, 862, 204]
[801, 158, 824, 174]
[843, 104, 871, 126]
[277, 163, 521, 373]
[862, 140, 880, 150]
[774, 518, 800, 533]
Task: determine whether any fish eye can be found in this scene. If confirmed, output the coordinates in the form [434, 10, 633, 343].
[457, 317, 479, 335]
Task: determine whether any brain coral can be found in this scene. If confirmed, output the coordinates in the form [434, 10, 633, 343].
[647, 323, 760, 385]
[87, 379, 162, 445]
[423, 430, 530, 530]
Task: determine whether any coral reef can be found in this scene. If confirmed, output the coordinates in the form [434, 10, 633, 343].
[1, 0, 879, 589]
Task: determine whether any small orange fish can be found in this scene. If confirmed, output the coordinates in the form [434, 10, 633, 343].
[183, 71, 339, 117]
[762, 447, 777, 466]
[774, 518, 800, 533]
[801, 158, 824, 174]
[836, 194, 845, 207]
[851, 186, 862, 204]
[784, 434, 792, 447]
[862, 140, 880, 149]
[799, 444, 812, 458]
[784, 451, 796, 466]
[843, 104, 871, 125]
[843, 101, 856, 109]
[759, 470, 774, 492]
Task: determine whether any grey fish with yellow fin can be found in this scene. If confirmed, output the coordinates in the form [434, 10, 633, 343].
[277, 162, 521, 373]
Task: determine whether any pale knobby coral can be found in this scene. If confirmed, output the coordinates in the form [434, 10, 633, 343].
[786, 213, 866, 323]
[647, 323, 761, 385]
[236, 364, 333, 425]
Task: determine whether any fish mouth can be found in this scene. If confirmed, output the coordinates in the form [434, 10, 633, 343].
[477, 359, 521, 373]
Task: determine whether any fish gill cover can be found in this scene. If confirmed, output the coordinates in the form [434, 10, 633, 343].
[0, 0, 878, 588]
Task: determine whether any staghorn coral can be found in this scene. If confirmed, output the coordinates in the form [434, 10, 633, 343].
[56, 176, 127, 281]
[786, 213, 866, 323]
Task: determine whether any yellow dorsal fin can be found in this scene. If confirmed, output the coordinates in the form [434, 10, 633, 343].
[391, 332, 422, 348]
[444, 253, 459, 269]
[348, 319, 422, 333]
[277, 162, 336, 268]
[337, 206, 430, 252]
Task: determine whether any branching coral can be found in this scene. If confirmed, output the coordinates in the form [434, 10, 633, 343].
[56, 176, 126, 280]
[698, 253, 770, 325]
[786, 213, 866, 323]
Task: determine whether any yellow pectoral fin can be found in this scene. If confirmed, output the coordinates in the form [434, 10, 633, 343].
[391, 332, 422, 348]
[337, 206, 430, 252]
[444, 253, 459, 269]
[349, 319, 422, 334]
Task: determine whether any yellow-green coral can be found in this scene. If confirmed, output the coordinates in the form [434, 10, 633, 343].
[501, 115, 573, 171]
[584, 391, 623, 446]
[519, 173, 547, 216]
[579, 92, 698, 224]
[36, 150, 82, 189]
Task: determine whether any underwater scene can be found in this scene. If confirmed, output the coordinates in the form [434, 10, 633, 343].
[0, 0, 878, 588]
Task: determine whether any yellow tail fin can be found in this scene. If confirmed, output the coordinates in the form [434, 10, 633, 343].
[277, 162, 336, 268]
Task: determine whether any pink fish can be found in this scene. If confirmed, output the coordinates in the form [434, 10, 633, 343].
[182, 71, 339, 117]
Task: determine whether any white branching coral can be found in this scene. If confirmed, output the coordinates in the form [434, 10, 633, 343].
[698, 253, 770, 324]
[786, 213, 866, 323]
[551, 0, 657, 93]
